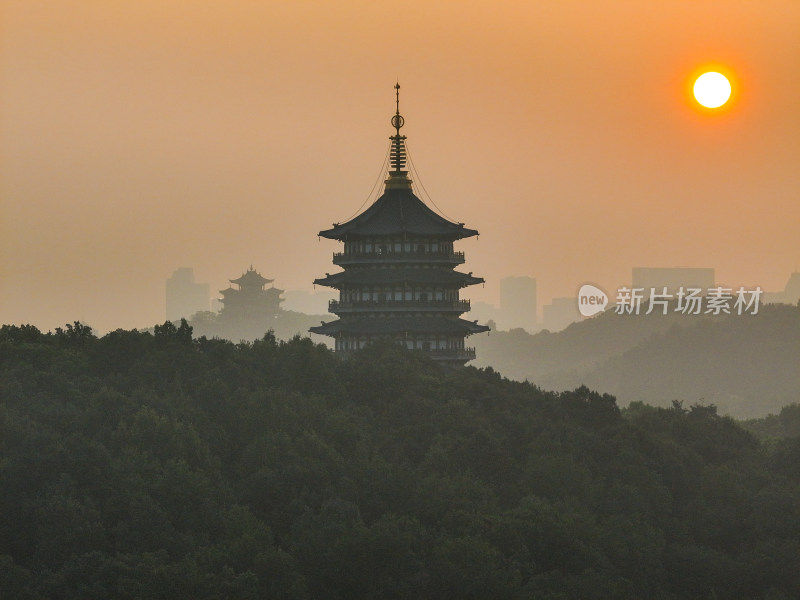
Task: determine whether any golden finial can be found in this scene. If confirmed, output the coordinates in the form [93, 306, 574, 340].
[386, 82, 411, 188]
[391, 82, 404, 134]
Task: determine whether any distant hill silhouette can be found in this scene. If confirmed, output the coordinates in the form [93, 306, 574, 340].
[188, 308, 333, 347]
[473, 303, 800, 418]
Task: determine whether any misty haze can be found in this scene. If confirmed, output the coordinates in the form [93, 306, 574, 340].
[1, 2, 799, 598]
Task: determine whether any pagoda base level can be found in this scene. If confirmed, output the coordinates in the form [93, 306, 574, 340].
[427, 348, 476, 365]
[334, 345, 476, 365]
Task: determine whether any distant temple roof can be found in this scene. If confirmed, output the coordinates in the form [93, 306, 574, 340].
[310, 316, 489, 336]
[319, 188, 478, 241]
[219, 286, 284, 298]
[230, 266, 274, 288]
[314, 268, 484, 289]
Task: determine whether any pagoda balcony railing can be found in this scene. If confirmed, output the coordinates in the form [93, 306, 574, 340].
[336, 346, 476, 361]
[428, 347, 476, 360]
[329, 299, 470, 313]
[333, 249, 465, 265]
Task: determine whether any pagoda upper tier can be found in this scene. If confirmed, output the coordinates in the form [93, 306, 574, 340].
[319, 187, 478, 241]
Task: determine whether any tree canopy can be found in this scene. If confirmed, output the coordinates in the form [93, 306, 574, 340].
[1, 322, 798, 599]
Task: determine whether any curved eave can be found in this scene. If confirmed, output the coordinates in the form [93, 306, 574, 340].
[319, 226, 479, 241]
[230, 274, 273, 286]
[313, 269, 484, 289]
[318, 188, 479, 241]
[310, 317, 490, 337]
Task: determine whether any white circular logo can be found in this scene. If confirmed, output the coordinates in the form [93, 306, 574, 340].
[578, 284, 608, 317]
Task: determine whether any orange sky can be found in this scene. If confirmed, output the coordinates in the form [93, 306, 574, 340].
[1, 1, 799, 332]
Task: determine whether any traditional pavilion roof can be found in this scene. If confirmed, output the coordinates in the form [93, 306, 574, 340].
[230, 266, 273, 288]
[319, 188, 478, 241]
[220, 287, 284, 299]
[310, 316, 490, 336]
[314, 268, 484, 289]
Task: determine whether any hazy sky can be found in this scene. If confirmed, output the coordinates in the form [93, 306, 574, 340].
[2, 1, 799, 332]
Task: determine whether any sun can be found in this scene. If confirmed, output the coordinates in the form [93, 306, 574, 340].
[693, 71, 732, 109]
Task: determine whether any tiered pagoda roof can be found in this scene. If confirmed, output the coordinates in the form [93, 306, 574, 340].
[314, 268, 484, 289]
[319, 188, 478, 240]
[312, 316, 488, 336]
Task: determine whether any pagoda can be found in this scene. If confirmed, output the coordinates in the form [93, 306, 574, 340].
[310, 85, 489, 365]
[218, 266, 283, 323]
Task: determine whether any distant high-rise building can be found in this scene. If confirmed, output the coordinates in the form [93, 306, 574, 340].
[500, 276, 537, 332]
[786, 272, 800, 303]
[542, 297, 581, 332]
[764, 272, 800, 305]
[166, 267, 210, 322]
[632, 267, 715, 295]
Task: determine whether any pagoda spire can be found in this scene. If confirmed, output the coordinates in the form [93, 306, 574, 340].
[386, 82, 412, 190]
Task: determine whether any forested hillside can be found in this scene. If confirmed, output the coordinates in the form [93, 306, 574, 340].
[473, 303, 800, 417]
[1, 322, 799, 599]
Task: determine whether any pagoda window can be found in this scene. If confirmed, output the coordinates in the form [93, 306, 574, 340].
[432, 242, 439, 252]
[378, 293, 387, 303]
[435, 290, 443, 300]
[416, 244, 425, 253]
[378, 244, 388, 254]
[366, 243, 373, 252]
[419, 292, 429, 302]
